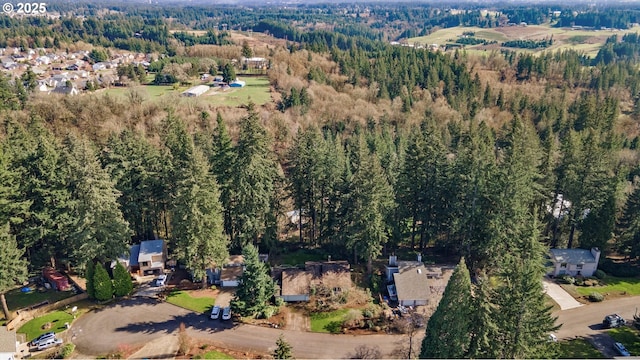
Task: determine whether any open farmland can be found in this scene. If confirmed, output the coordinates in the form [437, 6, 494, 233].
[409, 24, 640, 57]
[100, 76, 272, 107]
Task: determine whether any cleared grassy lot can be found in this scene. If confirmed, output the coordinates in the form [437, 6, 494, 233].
[101, 76, 271, 106]
[5, 287, 75, 312]
[194, 350, 235, 359]
[310, 309, 349, 333]
[166, 290, 215, 313]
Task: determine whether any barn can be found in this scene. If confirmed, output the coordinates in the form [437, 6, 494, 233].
[181, 85, 211, 97]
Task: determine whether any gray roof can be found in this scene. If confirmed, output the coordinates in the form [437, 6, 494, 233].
[139, 240, 164, 257]
[549, 248, 596, 265]
[129, 244, 140, 266]
[0, 326, 16, 353]
[393, 265, 431, 302]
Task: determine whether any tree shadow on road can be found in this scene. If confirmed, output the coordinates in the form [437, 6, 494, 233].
[114, 312, 236, 336]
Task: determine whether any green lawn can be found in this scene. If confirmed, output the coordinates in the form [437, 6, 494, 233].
[18, 310, 74, 342]
[5, 287, 76, 311]
[209, 77, 271, 106]
[557, 338, 605, 359]
[279, 249, 328, 266]
[194, 350, 235, 359]
[100, 76, 271, 107]
[608, 327, 640, 355]
[574, 276, 640, 297]
[310, 309, 349, 333]
[166, 290, 215, 313]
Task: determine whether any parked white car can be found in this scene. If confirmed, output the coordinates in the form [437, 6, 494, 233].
[222, 306, 231, 321]
[30, 332, 55, 347]
[210, 305, 221, 320]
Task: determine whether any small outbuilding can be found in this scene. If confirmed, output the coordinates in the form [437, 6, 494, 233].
[181, 85, 211, 97]
[229, 80, 246, 88]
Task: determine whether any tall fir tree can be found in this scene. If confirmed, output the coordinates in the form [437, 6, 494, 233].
[62, 135, 131, 265]
[0, 224, 28, 320]
[172, 148, 228, 289]
[231, 244, 275, 318]
[344, 135, 394, 273]
[420, 257, 473, 358]
[211, 112, 236, 244]
[93, 262, 113, 301]
[230, 103, 277, 250]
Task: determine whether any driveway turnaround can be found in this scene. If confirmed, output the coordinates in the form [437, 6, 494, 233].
[72, 297, 412, 358]
[544, 278, 583, 310]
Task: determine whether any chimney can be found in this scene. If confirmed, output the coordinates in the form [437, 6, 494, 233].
[417, 254, 422, 263]
[328, 255, 331, 262]
[591, 247, 601, 264]
[389, 255, 397, 266]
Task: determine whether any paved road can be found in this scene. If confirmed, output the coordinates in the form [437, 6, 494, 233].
[72, 294, 640, 359]
[554, 294, 640, 358]
[72, 298, 411, 358]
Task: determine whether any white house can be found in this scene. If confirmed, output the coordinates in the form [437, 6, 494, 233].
[181, 85, 210, 97]
[548, 247, 601, 277]
[137, 239, 167, 275]
[0, 326, 16, 360]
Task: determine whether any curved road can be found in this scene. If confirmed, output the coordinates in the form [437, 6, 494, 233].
[72, 295, 640, 358]
[72, 298, 411, 359]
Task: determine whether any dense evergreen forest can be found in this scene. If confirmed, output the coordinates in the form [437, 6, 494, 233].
[3, 1, 640, 357]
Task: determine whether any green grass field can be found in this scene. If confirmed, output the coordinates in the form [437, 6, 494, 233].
[18, 310, 74, 342]
[166, 290, 215, 313]
[574, 276, 640, 296]
[100, 76, 271, 107]
[209, 77, 271, 106]
[609, 327, 640, 355]
[194, 350, 235, 359]
[557, 338, 605, 359]
[310, 309, 349, 333]
[4, 287, 76, 312]
[408, 24, 640, 58]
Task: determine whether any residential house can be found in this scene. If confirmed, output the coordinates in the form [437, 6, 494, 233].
[242, 57, 268, 69]
[548, 247, 601, 277]
[0, 326, 16, 360]
[393, 265, 431, 307]
[219, 255, 245, 287]
[385, 255, 453, 307]
[92, 62, 106, 71]
[137, 239, 167, 275]
[276, 260, 352, 302]
[50, 86, 79, 96]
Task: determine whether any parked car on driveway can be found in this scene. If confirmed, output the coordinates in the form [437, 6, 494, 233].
[30, 332, 55, 347]
[210, 305, 221, 320]
[36, 338, 63, 351]
[154, 274, 167, 287]
[603, 314, 626, 328]
[614, 342, 631, 356]
[222, 306, 231, 321]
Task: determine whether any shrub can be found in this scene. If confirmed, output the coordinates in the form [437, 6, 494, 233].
[595, 269, 606, 279]
[589, 292, 604, 302]
[559, 275, 575, 285]
[575, 277, 584, 286]
[343, 309, 364, 329]
[56, 343, 75, 359]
